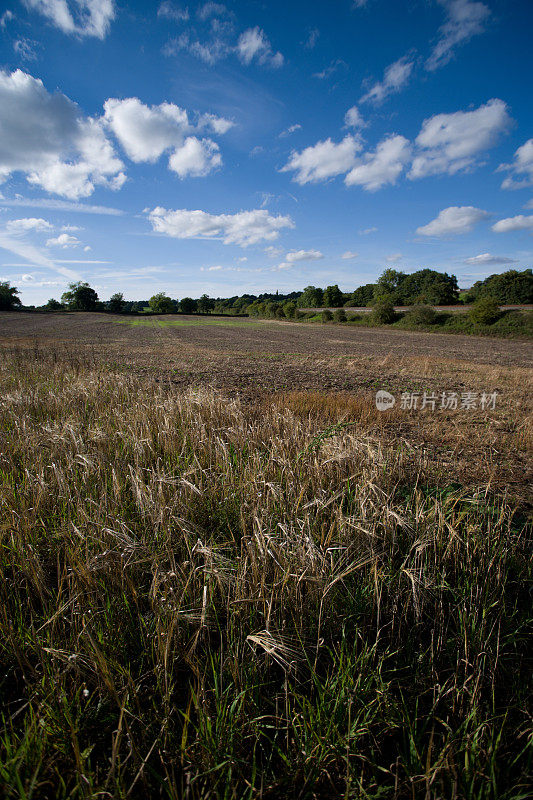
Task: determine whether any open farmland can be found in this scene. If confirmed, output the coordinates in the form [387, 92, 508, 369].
[0, 312, 532, 799]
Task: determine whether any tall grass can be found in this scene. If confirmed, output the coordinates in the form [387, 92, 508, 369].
[0, 347, 531, 798]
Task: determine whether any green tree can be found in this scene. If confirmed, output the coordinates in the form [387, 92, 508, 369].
[197, 294, 214, 314]
[179, 297, 197, 313]
[321, 309, 333, 322]
[0, 282, 22, 310]
[297, 286, 324, 308]
[283, 300, 297, 319]
[400, 269, 459, 305]
[61, 282, 99, 311]
[108, 292, 125, 313]
[323, 284, 344, 307]
[149, 293, 175, 314]
[349, 284, 376, 307]
[467, 269, 533, 304]
[374, 269, 406, 303]
[45, 298, 64, 311]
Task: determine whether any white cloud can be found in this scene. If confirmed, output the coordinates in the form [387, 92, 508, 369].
[360, 55, 414, 104]
[0, 197, 124, 215]
[358, 226, 377, 235]
[23, 0, 115, 39]
[5, 217, 52, 233]
[163, 32, 229, 64]
[0, 232, 79, 278]
[0, 69, 125, 199]
[341, 251, 358, 259]
[464, 253, 516, 265]
[168, 137, 221, 177]
[236, 27, 283, 68]
[22, 273, 35, 281]
[279, 124, 302, 138]
[197, 2, 228, 20]
[345, 135, 411, 191]
[157, 2, 189, 21]
[14, 38, 38, 61]
[344, 105, 365, 129]
[1, 10, 14, 28]
[264, 245, 283, 257]
[103, 97, 227, 177]
[416, 206, 489, 236]
[498, 139, 533, 190]
[147, 207, 294, 247]
[409, 99, 511, 179]
[278, 249, 323, 269]
[197, 112, 234, 135]
[304, 28, 319, 49]
[426, 0, 490, 71]
[281, 135, 361, 185]
[46, 233, 80, 248]
[491, 215, 533, 234]
[386, 253, 403, 262]
[103, 97, 190, 162]
[313, 59, 347, 80]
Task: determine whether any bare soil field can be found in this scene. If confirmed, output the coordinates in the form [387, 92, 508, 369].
[1, 311, 532, 495]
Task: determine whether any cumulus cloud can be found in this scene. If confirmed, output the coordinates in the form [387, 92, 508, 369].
[23, 0, 115, 39]
[0, 69, 125, 199]
[341, 251, 358, 259]
[277, 249, 323, 269]
[102, 97, 229, 177]
[46, 232, 80, 247]
[409, 99, 511, 179]
[344, 105, 365, 129]
[5, 217, 52, 233]
[147, 207, 294, 247]
[426, 0, 490, 71]
[416, 206, 489, 236]
[360, 55, 414, 104]
[281, 135, 361, 185]
[345, 135, 411, 191]
[168, 137, 221, 177]
[491, 215, 533, 233]
[498, 139, 533, 190]
[236, 27, 283, 67]
[464, 253, 516, 265]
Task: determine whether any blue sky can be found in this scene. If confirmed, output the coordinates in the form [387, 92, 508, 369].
[0, 0, 532, 305]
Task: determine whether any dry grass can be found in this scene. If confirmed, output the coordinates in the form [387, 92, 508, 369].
[0, 345, 531, 799]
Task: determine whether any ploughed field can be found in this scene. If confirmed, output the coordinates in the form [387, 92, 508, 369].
[0, 311, 532, 799]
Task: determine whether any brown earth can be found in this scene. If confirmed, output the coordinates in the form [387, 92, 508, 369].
[1, 311, 532, 498]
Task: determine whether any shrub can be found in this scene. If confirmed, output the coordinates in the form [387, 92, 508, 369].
[405, 304, 437, 326]
[469, 297, 501, 325]
[371, 298, 396, 324]
[333, 308, 347, 323]
[321, 309, 333, 322]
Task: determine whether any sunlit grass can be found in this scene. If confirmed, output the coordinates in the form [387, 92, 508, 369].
[0, 347, 531, 799]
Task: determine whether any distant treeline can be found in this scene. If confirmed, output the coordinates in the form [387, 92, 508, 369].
[1, 267, 532, 314]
